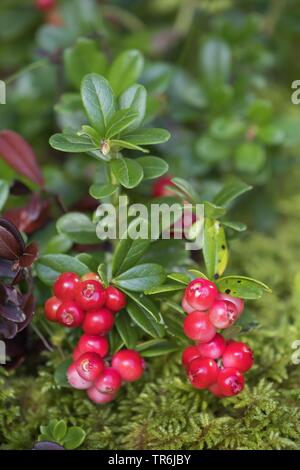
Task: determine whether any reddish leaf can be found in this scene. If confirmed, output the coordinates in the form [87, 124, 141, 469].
[19, 242, 39, 268]
[0, 218, 24, 261]
[0, 130, 44, 187]
[4, 194, 50, 234]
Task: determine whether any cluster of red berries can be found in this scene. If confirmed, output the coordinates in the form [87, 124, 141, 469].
[44, 272, 145, 403]
[181, 278, 254, 397]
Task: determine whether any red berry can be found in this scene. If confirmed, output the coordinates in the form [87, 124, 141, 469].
[44, 296, 62, 322]
[208, 381, 224, 397]
[75, 352, 104, 382]
[36, 0, 55, 11]
[183, 311, 216, 343]
[105, 286, 126, 312]
[151, 176, 174, 198]
[53, 272, 80, 301]
[217, 367, 245, 396]
[82, 308, 114, 335]
[81, 272, 101, 282]
[197, 333, 226, 359]
[87, 386, 116, 404]
[94, 367, 122, 394]
[75, 280, 106, 311]
[185, 278, 218, 311]
[181, 294, 194, 314]
[78, 334, 109, 358]
[188, 357, 218, 389]
[57, 301, 84, 328]
[216, 293, 244, 316]
[181, 345, 202, 369]
[222, 341, 254, 373]
[112, 349, 145, 382]
[67, 363, 92, 390]
[208, 300, 238, 329]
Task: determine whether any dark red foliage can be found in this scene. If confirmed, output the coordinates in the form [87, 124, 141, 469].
[4, 193, 50, 235]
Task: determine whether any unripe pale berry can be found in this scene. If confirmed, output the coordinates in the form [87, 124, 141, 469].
[44, 296, 62, 322]
[82, 308, 114, 335]
[185, 278, 218, 311]
[217, 367, 245, 397]
[216, 293, 244, 316]
[75, 352, 104, 382]
[78, 334, 109, 358]
[181, 345, 202, 369]
[56, 301, 84, 328]
[105, 286, 127, 312]
[87, 386, 116, 404]
[188, 357, 218, 389]
[222, 341, 254, 373]
[183, 311, 216, 342]
[75, 280, 106, 311]
[67, 363, 92, 390]
[181, 295, 194, 314]
[208, 300, 238, 329]
[112, 349, 145, 382]
[197, 333, 226, 359]
[94, 367, 122, 394]
[53, 272, 80, 301]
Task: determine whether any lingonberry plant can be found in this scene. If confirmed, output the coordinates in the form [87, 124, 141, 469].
[31, 46, 271, 404]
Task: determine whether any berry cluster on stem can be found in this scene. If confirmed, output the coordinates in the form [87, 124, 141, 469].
[181, 278, 253, 397]
[44, 272, 145, 404]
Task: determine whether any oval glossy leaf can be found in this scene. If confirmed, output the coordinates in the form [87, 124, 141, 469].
[136, 339, 179, 357]
[213, 178, 252, 206]
[126, 301, 165, 338]
[36, 255, 90, 285]
[57, 212, 99, 244]
[110, 157, 143, 189]
[64, 38, 107, 89]
[122, 290, 163, 324]
[113, 263, 166, 292]
[49, 132, 98, 153]
[53, 420, 67, 443]
[105, 108, 139, 139]
[136, 156, 168, 180]
[89, 183, 118, 199]
[0, 130, 44, 186]
[145, 283, 185, 295]
[115, 310, 138, 349]
[108, 49, 144, 96]
[123, 128, 171, 146]
[119, 84, 147, 132]
[216, 275, 272, 299]
[64, 427, 86, 450]
[81, 74, 116, 135]
[203, 219, 228, 279]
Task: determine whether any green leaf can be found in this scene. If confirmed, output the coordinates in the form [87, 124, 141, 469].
[108, 328, 124, 355]
[136, 156, 168, 180]
[124, 290, 164, 325]
[119, 84, 147, 132]
[0, 180, 9, 211]
[64, 38, 107, 89]
[188, 269, 209, 280]
[214, 178, 252, 206]
[81, 74, 116, 135]
[105, 108, 139, 139]
[78, 125, 101, 142]
[235, 143, 266, 174]
[110, 139, 148, 153]
[123, 128, 171, 146]
[76, 253, 104, 273]
[36, 255, 89, 286]
[222, 221, 247, 232]
[64, 427, 86, 450]
[97, 263, 109, 287]
[89, 183, 119, 199]
[108, 49, 144, 96]
[145, 283, 185, 294]
[110, 157, 144, 189]
[113, 263, 166, 292]
[45, 234, 73, 255]
[115, 310, 138, 349]
[200, 38, 232, 84]
[203, 219, 228, 279]
[136, 339, 179, 357]
[53, 420, 67, 443]
[112, 227, 151, 277]
[167, 272, 190, 285]
[57, 212, 99, 244]
[49, 132, 98, 153]
[54, 358, 73, 388]
[216, 275, 272, 299]
[204, 201, 226, 218]
[171, 177, 197, 202]
[126, 301, 165, 338]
